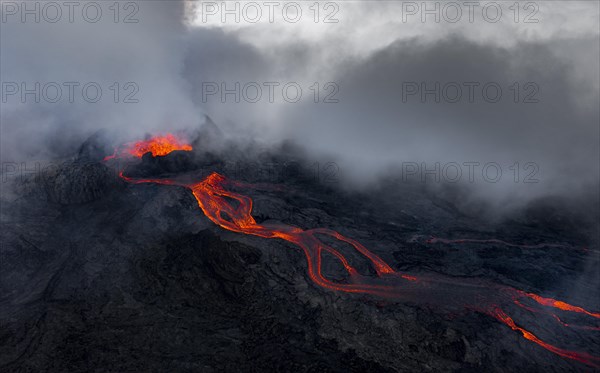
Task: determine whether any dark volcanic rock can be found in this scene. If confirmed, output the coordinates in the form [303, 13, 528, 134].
[124, 149, 225, 179]
[134, 150, 198, 175]
[1, 144, 598, 372]
[16, 160, 122, 205]
[520, 196, 595, 237]
[77, 129, 115, 162]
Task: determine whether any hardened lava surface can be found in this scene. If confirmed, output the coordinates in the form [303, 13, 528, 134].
[0, 141, 598, 372]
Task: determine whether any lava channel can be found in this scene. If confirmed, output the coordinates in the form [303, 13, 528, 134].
[105, 135, 600, 368]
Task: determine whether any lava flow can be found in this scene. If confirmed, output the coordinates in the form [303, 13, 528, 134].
[108, 135, 600, 368]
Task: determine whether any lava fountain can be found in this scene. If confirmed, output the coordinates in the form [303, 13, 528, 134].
[103, 133, 192, 161]
[107, 135, 600, 368]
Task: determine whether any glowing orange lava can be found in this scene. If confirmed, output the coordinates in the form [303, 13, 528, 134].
[103, 133, 192, 161]
[519, 291, 600, 319]
[491, 307, 600, 367]
[106, 137, 600, 368]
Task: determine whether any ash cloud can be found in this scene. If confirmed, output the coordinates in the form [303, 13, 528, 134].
[0, 0, 200, 161]
[181, 3, 599, 217]
[2, 1, 599, 218]
[279, 35, 600, 214]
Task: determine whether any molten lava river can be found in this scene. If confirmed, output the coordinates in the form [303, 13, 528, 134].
[106, 134, 600, 368]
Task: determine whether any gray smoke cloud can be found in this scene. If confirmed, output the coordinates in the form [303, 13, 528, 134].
[278, 35, 600, 212]
[1, 0, 200, 161]
[181, 1, 599, 215]
[1, 0, 599, 216]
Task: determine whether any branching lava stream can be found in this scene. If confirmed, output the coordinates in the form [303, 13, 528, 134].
[109, 134, 600, 368]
